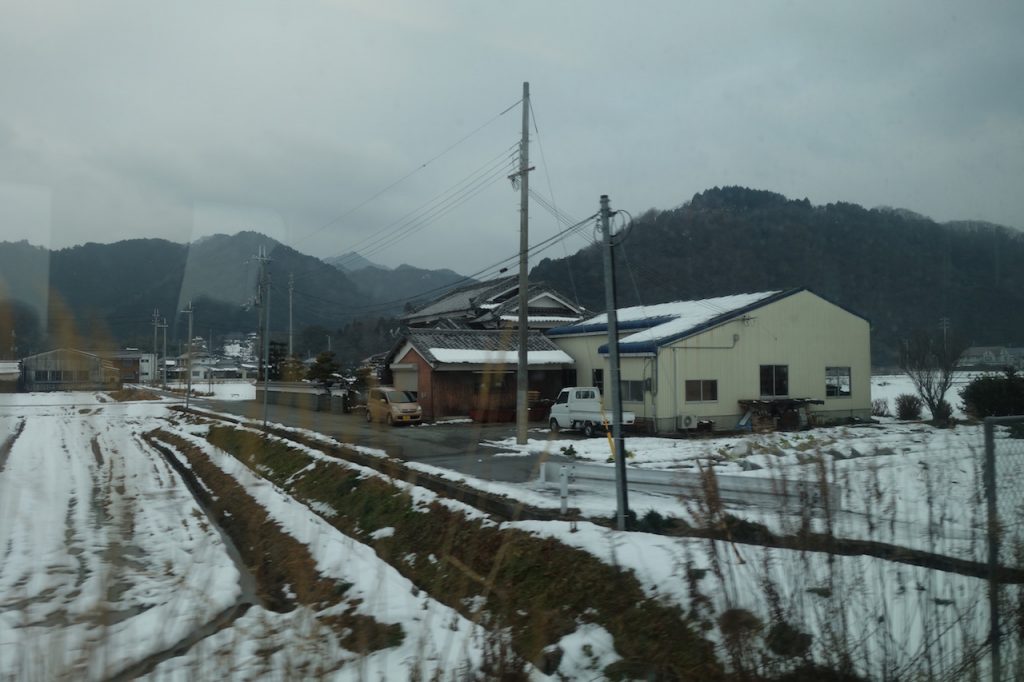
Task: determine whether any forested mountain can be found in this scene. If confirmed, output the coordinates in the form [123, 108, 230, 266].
[0, 233, 368, 356]
[3, 187, 1021, 367]
[531, 187, 1024, 365]
[323, 251, 388, 272]
[346, 264, 471, 309]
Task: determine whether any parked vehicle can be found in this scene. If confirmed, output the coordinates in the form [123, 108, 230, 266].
[365, 387, 422, 425]
[548, 387, 636, 437]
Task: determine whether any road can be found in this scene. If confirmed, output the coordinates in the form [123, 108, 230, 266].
[190, 396, 575, 483]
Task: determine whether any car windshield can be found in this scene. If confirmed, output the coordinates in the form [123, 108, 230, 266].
[385, 390, 415, 404]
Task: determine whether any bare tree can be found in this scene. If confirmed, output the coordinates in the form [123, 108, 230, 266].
[898, 328, 968, 424]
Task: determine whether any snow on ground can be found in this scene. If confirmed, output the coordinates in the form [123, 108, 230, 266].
[0, 395, 240, 680]
[2, 383, 1014, 679]
[149, 423, 496, 680]
[871, 372, 980, 419]
[478, 370, 1024, 563]
[162, 380, 255, 401]
[485, 421, 1001, 561]
[509, 519, 993, 680]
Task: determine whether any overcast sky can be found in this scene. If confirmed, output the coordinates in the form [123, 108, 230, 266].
[1, 0, 1021, 273]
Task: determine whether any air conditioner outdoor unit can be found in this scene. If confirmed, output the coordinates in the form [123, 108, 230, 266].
[680, 414, 700, 429]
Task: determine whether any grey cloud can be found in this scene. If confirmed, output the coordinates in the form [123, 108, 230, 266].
[0, 0, 1021, 272]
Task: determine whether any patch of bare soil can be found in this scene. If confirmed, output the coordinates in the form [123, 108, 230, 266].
[107, 388, 161, 402]
[146, 430, 402, 653]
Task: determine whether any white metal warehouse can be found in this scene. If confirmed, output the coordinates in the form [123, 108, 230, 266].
[546, 288, 871, 432]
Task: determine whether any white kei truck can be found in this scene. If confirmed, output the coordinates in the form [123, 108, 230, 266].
[548, 386, 636, 437]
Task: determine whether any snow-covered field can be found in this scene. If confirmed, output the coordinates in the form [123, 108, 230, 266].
[0, 392, 490, 680]
[0, 396, 240, 679]
[1, 382, 1016, 680]
[164, 380, 255, 401]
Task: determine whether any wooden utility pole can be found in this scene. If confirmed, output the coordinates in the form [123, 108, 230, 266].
[515, 81, 532, 445]
[601, 195, 629, 530]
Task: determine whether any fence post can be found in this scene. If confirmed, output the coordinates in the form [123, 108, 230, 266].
[985, 417, 1001, 682]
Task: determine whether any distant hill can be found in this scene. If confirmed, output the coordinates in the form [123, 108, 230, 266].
[530, 186, 1024, 366]
[323, 251, 389, 272]
[4, 187, 1022, 368]
[0, 232, 366, 354]
[346, 264, 472, 313]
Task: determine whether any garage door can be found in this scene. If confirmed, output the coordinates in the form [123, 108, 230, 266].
[392, 365, 418, 393]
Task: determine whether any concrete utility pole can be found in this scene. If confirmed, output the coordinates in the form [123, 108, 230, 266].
[181, 301, 194, 409]
[254, 245, 273, 431]
[160, 317, 168, 388]
[151, 308, 161, 386]
[515, 81, 533, 445]
[939, 316, 950, 355]
[288, 272, 294, 358]
[600, 195, 629, 531]
[250, 242, 274, 425]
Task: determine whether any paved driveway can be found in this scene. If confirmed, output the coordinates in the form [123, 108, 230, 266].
[192, 396, 574, 482]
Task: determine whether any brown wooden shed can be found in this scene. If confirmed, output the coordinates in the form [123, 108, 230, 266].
[385, 329, 575, 421]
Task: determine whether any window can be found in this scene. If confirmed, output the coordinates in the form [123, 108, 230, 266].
[591, 368, 603, 392]
[760, 365, 788, 396]
[35, 370, 46, 381]
[826, 366, 851, 397]
[555, 390, 568, 405]
[685, 379, 718, 402]
[620, 380, 644, 402]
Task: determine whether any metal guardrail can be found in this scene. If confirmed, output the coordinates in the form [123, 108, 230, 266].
[539, 460, 837, 511]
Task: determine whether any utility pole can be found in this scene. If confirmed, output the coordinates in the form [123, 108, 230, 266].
[160, 317, 168, 388]
[288, 272, 294, 358]
[181, 300, 194, 409]
[254, 245, 273, 430]
[939, 317, 950, 356]
[151, 308, 160, 386]
[515, 81, 534, 445]
[601, 195, 629, 531]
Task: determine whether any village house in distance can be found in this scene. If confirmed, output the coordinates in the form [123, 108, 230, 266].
[547, 288, 872, 433]
[385, 277, 585, 420]
[401, 275, 586, 331]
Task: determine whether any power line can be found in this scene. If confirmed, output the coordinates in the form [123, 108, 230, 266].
[292, 99, 522, 249]
[357, 152, 519, 262]
[292, 143, 519, 282]
[327, 143, 517, 268]
[529, 98, 582, 307]
[290, 209, 600, 315]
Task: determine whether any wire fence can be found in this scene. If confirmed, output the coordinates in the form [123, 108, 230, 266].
[984, 415, 1024, 682]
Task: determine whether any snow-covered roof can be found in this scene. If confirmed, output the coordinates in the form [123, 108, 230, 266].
[498, 315, 582, 324]
[403, 277, 515, 321]
[428, 349, 573, 365]
[403, 277, 584, 328]
[548, 290, 792, 354]
[390, 328, 574, 368]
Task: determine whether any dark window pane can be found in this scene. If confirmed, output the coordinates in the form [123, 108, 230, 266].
[775, 365, 788, 395]
[704, 380, 718, 401]
[685, 380, 701, 401]
[760, 365, 774, 395]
